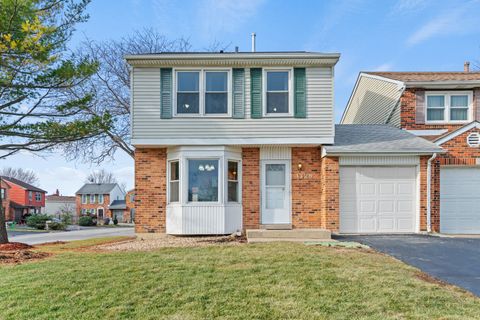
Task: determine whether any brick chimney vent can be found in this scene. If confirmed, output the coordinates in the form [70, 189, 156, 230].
[464, 61, 470, 72]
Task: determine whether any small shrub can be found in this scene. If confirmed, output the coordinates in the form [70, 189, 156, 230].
[113, 215, 118, 225]
[48, 222, 67, 230]
[61, 213, 73, 225]
[26, 214, 50, 230]
[79, 216, 95, 226]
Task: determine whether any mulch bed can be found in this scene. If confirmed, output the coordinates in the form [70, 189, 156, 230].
[0, 242, 50, 264]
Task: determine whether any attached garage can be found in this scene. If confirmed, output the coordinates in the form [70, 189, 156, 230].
[440, 167, 480, 234]
[340, 166, 418, 233]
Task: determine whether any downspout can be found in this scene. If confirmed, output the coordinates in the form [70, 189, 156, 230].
[426, 153, 437, 233]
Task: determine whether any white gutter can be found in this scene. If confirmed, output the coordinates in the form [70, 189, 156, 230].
[426, 153, 437, 233]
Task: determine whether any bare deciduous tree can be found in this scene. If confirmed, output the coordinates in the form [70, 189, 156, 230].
[1, 167, 39, 185]
[63, 29, 192, 163]
[85, 169, 118, 184]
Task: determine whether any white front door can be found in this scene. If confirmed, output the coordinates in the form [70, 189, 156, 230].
[261, 160, 291, 224]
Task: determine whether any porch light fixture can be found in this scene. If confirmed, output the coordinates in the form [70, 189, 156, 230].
[297, 163, 303, 170]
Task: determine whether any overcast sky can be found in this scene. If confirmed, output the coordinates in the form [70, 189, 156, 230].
[4, 0, 480, 195]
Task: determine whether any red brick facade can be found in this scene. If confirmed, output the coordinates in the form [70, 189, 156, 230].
[134, 148, 167, 233]
[241, 148, 260, 229]
[399, 87, 480, 232]
[320, 156, 339, 231]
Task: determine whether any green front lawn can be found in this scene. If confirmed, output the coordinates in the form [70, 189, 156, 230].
[1, 239, 479, 319]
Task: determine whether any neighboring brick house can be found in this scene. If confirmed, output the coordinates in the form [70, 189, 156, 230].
[75, 183, 125, 221]
[342, 63, 480, 234]
[1, 179, 12, 221]
[0, 176, 46, 222]
[45, 190, 76, 219]
[125, 189, 135, 223]
[127, 51, 441, 236]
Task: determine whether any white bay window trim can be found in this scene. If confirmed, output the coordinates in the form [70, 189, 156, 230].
[262, 67, 294, 117]
[425, 91, 473, 124]
[173, 68, 232, 118]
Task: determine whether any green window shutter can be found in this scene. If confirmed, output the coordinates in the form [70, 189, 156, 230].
[294, 68, 306, 118]
[232, 68, 245, 118]
[250, 68, 262, 119]
[160, 68, 173, 119]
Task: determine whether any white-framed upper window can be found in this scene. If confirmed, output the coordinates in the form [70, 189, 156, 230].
[174, 69, 231, 117]
[81, 194, 87, 204]
[426, 91, 472, 123]
[28, 191, 33, 201]
[169, 160, 180, 203]
[98, 194, 104, 204]
[35, 192, 41, 201]
[89, 194, 95, 204]
[264, 69, 293, 116]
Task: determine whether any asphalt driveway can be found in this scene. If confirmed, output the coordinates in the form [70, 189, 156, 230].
[334, 234, 480, 296]
[8, 227, 135, 245]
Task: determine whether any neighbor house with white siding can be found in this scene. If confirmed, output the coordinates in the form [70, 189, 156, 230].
[127, 51, 442, 238]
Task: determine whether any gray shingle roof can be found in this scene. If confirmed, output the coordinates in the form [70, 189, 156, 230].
[76, 183, 118, 195]
[323, 125, 444, 155]
[109, 200, 126, 210]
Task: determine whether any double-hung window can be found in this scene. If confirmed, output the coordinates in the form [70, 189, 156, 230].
[426, 92, 471, 123]
[28, 191, 33, 201]
[98, 194, 104, 204]
[169, 161, 180, 203]
[89, 194, 95, 204]
[205, 71, 228, 114]
[177, 71, 200, 114]
[82, 194, 87, 204]
[265, 70, 290, 115]
[35, 192, 41, 201]
[175, 70, 229, 116]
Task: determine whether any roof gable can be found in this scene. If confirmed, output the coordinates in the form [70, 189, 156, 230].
[0, 176, 46, 193]
[434, 121, 480, 145]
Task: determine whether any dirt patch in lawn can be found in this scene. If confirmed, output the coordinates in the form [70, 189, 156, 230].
[97, 235, 246, 251]
[0, 248, 50, 264]
[415, 271, 448, 287]
[0, 242, 33, 251]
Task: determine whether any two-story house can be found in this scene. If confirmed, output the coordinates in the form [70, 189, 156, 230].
[127, 51, 442, 237]
[75, 183, 125, 221]
[45, 189, 76, 219]
[342, 63, 480, 234]
[0, 176, 46, 222]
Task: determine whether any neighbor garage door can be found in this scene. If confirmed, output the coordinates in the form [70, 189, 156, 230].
[340, 166, 417, 233]
[440, 167, 480, 234]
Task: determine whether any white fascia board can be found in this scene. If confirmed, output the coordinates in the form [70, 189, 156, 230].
[125, 52, 341, 60]
[340, 72, 405, 124]
[132, 137, 334, 147]
[405, 80, 480, 88]
[406, 129, 449, 136]
[322, 150, 445, 157]
[434, 121, 480, 145]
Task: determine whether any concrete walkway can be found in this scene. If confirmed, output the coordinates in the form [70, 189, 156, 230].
[8, 227, 135, 245]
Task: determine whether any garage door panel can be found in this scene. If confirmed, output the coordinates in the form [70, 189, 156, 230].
[441, 168, 480, 234]
[340, 166, 417, 234]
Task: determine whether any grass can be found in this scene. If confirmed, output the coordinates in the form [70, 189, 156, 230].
[1, 239, 479, 320]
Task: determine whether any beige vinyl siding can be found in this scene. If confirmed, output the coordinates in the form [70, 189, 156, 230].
[342, 75, 403, 126]
[386, 103, 401, 127]
[131, 66, 334, 145]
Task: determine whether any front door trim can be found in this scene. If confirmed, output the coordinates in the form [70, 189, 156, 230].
[260, 159, 291, 225]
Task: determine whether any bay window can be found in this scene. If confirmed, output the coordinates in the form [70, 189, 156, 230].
[426, 92, 471, 123]
[228, 161, 239, 202]
[175, 69, 230, 116]
[169, 161, 180, 203]
[188, 159, 219, 202]
[265, 70, 290, 115]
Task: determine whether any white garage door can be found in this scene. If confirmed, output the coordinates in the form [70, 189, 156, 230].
[440, 167, 480, 234]
[340, 166, 417, 233]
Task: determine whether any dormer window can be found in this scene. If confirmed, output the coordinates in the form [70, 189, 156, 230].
[264, 69, 293, 116]
[426, 91, 472, 123]
[175, 69, 230, 117]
